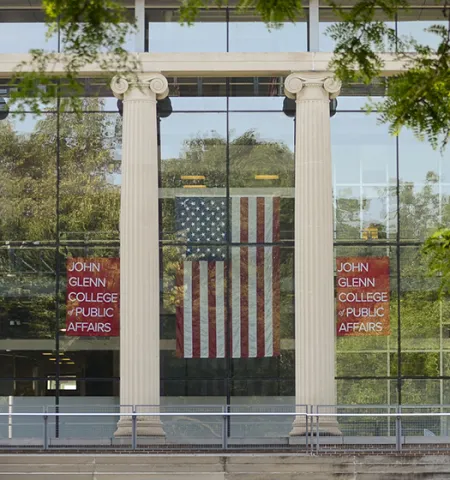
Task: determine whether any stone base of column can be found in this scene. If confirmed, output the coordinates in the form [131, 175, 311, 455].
[289, 416, 342, 436]
[114, 416, 165, 437]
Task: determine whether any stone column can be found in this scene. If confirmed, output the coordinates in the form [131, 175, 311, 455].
[284, 73, 341, 436]
[111, 74, 169, 437]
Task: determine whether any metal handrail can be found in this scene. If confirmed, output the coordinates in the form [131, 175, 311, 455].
[0, 408, 449, 453]
[0, 411, 448, 417]
[0, 412, 301, 417]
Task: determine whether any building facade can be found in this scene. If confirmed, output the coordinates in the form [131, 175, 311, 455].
[0, 0, 449, 436]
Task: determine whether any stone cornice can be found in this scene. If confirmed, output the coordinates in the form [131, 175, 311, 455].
[0, 52, 412, 78]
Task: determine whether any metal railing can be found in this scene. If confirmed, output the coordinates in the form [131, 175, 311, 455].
[1, 405, 450, 453]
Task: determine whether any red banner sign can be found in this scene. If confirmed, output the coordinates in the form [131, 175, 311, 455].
[336, 256, 390, 336]
[66, 257, 120, 336]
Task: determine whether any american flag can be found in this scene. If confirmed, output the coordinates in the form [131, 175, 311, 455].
[175, 196, 280, 359]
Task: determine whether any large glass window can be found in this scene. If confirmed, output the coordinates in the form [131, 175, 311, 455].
[399, 130, 450, 240]
[397, 8, 448, 49]
[332, 112, 397, 241]
[320, 7, 449, 52]
[59, 107, 121, 242]
[0, 7, 135, 54]
[0, 84, 120, 408]
[159, 112, 227, 243]
[332, 86, 448, 408]
[319, 8, 395, 52]
[228, 11, 308, 52]
[159, 85, 295, 404]
[0, 114, 57, 241]
[147, 8, 308, 52]
[147, 9, 227, 52]
[0, 9, 58, 53]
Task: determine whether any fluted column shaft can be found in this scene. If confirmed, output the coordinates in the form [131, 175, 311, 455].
[285, 73, 341, 434]
[111, 74, 169, 436]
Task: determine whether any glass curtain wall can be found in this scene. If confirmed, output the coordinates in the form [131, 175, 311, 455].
[146, 8, 309, 52]
[1, 77, 450, 409]
[333, 93, 450, 407]
[0, 81, 122, 412]
[320, 3, 450, 407]
[159, 78, 295, 407]
[160, 77, 450, 410]
[0, 2, 132, 414]
[319, 5, 449, 52]
[0, 3, 450, 413]
[0, 8, 58, 53]
[0, 4, 135, 54]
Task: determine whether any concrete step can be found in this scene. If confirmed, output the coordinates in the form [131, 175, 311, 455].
[0, 476, 225, 480]
[1, 454, 450, 479]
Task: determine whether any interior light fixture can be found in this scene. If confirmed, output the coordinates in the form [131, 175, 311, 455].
[181, 175, 205, 180]
[117, 96, 172, 118]
[62, 358, 71, 361]
[49, 358, 57, 361]
[67, 362, 75, 365]
[283, 96, 338, 118]
[255, 175, 279, 180]
[42, 353, 53, 356]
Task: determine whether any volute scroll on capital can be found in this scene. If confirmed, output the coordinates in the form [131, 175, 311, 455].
[284, 73, 342, 100]
[111, 73, 169, 100]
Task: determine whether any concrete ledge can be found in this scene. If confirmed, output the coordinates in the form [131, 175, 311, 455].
[3, 435, 449, 449]
[0, 438, 43, 447]
[0, 52, 412, 78]
[3, 453, 450, 479]
[0, 474, 226, 479]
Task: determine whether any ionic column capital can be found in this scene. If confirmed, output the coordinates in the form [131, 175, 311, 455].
[284, 73, 341, 101]
[111, 73, 169, 101]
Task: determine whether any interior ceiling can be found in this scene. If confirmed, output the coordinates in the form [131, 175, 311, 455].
[0, 0, 134, 6]
[0, 0, 444, 7]
[0, 77, 388, 98]
[0, 1, 446, 24]
[143, 0, 442, 7]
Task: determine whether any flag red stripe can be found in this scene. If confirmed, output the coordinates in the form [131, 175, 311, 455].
[192, 262, 201, 358]
[175, 263, 184, 358]
[272, 245, 281, 356]
[257, 197, 265, 243]
[273, 197, 280, 242]
[226, 261, 232, 359]
[256, 246, 265, 358]
[240, 197, 249, 358]
[272, 197, 281, 356]
[240, 197, 249, 243]
[256, 198, 266, 357]
[208, 262, 217, 358]
[240, 246, 249, 358]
